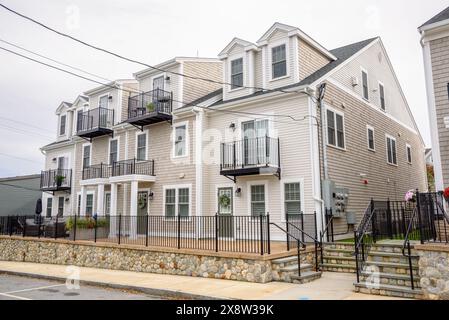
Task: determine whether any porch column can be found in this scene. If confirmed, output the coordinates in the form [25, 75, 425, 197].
[97, 184, 105, 216]
[110, 182, 118, 238]
[129, 180, 138, 239]
[80, 185, 87, 216]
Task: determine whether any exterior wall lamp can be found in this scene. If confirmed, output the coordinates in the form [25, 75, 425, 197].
[148, 191, 154, 201]
[235, 187, 242, 197]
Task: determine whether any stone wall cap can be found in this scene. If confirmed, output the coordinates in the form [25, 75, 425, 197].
[415, 243, 449, 253]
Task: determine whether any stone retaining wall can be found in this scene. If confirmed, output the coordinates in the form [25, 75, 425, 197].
[0, 237, 313, 284]
[416, 244, 449, 300]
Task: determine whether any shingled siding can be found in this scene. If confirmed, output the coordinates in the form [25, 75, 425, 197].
[430, 36, 449, 187]
[322, 82, 427, 235]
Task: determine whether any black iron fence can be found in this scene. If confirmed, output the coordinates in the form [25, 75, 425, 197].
[0, 215, 68, 239]
[76, 107, 114, 133]
[112, 159, 155, 177]
[128, 88, 173, 119]
[82, 163, 112, 180]
[220, 136, 280, 171]
[40, 169, 72, 191]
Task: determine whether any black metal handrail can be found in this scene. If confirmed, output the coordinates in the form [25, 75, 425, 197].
[354, 200, 376, 283]
[112, 159, 155, 177]
[76, 107, 114, 133]
[220, 136, 280, 171]
[270, 222, 306, 276]
[40, 169, 72, 190]
[128, 88, 173, 119]
[82, 163, 112, 180]
[320, 209, 335, 244]
[402, 206, 419, 290]
[286, 221, 321, 272]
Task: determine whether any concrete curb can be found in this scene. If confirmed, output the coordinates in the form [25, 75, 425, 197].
[0, 269, 230, 301]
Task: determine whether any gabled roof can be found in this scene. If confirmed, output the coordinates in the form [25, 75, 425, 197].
[257, 22, 337, 61]
[72, 95, 89, 108]
[83, 79, 137, 96]
[55, 101, 72, 114]
[218, 38, 258, 59]
[420, 6, 449, 28]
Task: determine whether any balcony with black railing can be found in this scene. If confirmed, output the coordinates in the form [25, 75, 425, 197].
[220, 136, 281, 181]
[127, 89, 173, 129]
[112, 159, 155, 177]
[40, 169, 72, 192]
[76, 107, 114, 140]
[82, 163, 112, 180]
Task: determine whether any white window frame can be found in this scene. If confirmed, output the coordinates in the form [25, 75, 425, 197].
[108, 137, 120, 165]
[57, 196, 65, 217]
[104, 192, 111, 215]
[151, 73, 166, 91]
[386, 134, 398, 166]
[46, 197, 53, 218]
[59, 114, 67, 136]
[172, 121, 189, 159]
[378, 81, 386, 111]
[229, 54, 245, 92]
[162, 184, 192, 218]
[406, 143, 412, 164]
[366, 125, 375, 152]
[84, 191, 96, 217]
[268, 40, 290, 82]
[135, 130, 149, 162]
[247, 180, 269, 218]
[214, 184, 235, 214]
[325, 106, 346, 151]
[280, 178, 304, 222]
[82, 143, 92, 168]
[361, 67, 369, 101]
[98, 93, 110, 109]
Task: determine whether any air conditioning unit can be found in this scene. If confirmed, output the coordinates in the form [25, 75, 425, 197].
[351, 77, 359, 87]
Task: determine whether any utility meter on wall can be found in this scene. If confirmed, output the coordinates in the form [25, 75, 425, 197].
[322, 180, 350, 218]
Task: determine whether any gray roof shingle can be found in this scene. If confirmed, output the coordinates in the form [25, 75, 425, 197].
[421, 6, 449, 28]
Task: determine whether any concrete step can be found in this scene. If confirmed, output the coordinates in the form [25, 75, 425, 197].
[280, 263, 313, 273]
[291, 271, 322, 284]
[360, 271, 421, 288]
[323, 243, 355, 251]
[354, 282, 423, 299]
[271, 256, 299, 265]
[323, 247, 354, 257]
[320, 263, 356, 273]
[365, 260, 418, 275]
[367, 251, 419, 265]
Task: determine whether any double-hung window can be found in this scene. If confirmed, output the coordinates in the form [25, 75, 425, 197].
[284, 183, 301, 217]
[109, 139, 118, 164]
[251, 185, 266, 217]
[83, 145, 91, 168]
[164, 187, 190, 218]
[406, 144, 412, 164]
[272, 44, 287, 79]
[105, 193, 111, 215]
[99, 95, 109, 109]
[386, 135, 397, 165]
[230, 58, 243, 90]
[59, 115, 66, 135]
[379, 83, 386, 111]
[367, 126, 375, 151]
[85, 194, 93, 217]
[174, 124, 187, 157]
[136, 133, 147, 161]
[57, 197, 64, 217]
[46, 198, 53, 218]
[327, 109, 345, 149]
[362, 70, 369, 100]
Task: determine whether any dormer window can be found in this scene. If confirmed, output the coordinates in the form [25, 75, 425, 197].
[59, 115, 66, 136]
[231, 58, 243, 89]
[272, 44, 287, 79]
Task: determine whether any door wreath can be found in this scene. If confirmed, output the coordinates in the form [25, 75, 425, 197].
[219, 194, 231, 207]
[138, 195, 147, 209]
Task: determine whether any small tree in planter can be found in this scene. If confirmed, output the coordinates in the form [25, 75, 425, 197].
[66, 216, 109, 240]
[146, 102, 156, 113]
[54, 175, 65, 187]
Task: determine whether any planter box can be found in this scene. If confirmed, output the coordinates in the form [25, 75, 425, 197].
[69, 227, 109, 241]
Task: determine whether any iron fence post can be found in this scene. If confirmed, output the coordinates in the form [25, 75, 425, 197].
[215, 213, 218, 253]
[407, 241, 415, 290]
[354, 231, 360, 283]
[118, 215, 122, 245]
[387, 198, 393, 238]
[145, 214, 149, 247]
[54, 215, 58, 240]
[301, 212, 305, 243]
[260, 214, 264, 256]
[22, 217, 26, 237]
[286, 214, 290, 251]
[415, 190, 424, 244]
[371, 199, 377, 243]
[267, 213, 271, 255]
[177, 213, 181, 250]
[297, 240, 301, 277]
[94, 215, 97, 243]
[73, 214, 77, 242]
[38, 215, 41, 239]
[319, 231, 324, 271]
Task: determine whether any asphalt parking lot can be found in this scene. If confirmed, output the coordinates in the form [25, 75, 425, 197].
[0, 274, 165, 300]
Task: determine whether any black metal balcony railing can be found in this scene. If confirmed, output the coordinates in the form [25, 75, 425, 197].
[127, 88, 173, 120]
[220, 136, 280, 173]
[112, 159, 155, 177]
[40, 169, 72, 191]
[82, 163, 112, 180]
[76, 107, 114, 136]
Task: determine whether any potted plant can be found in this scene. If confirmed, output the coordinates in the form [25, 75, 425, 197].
[54, 175, 65, 187]
[67, 216, 109, 240]
[405, 190, 417, 203]
[146, 102, 156, 112]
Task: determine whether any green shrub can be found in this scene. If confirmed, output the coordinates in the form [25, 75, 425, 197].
[66, 217, 108, 230]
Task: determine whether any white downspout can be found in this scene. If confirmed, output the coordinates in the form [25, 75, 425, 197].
[192, 107, 204, 238]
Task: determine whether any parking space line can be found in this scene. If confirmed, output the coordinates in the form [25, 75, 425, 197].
[3, 284, 66, 294]
[0, 292, 32, 300]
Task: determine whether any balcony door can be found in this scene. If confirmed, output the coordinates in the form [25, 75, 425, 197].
[217, 187, 233, 238]
[242, 119, 269, 166]
[137, 191, 148, 236]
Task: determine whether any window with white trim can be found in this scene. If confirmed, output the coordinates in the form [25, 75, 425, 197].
[406, 144, 412, 164]
[326, 109, 345, 149]
[230, 58, 243, 90]
[174, 124, 187, 157]
[59, 115, 66, 135]
[362, 70, 369, 100]
[284, 183, 301, 217]
[105, 193, 111, 215]
[379, 83, 386, 110]
[367, 126, 375, 151]
[85, 194, 93, 217]
[83, 145, 91, 168]
[136, 133, 147, 161]
[99, 95, 109, 109]
[77, 194, 81, 216]
[272, 44, 287, 79]
[386, 135, 397, 165]
[251, 185, 266, 217]
[46, 198, 52, 218]
[164, 187, 190, 218]
[57, 197, 64, 217]
[109, 139, 118, 164]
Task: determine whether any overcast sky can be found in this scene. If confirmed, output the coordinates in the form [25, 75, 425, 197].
[0, 0, 447, 177]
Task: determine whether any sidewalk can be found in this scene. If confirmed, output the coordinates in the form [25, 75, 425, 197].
[0, 261, 406, 300]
